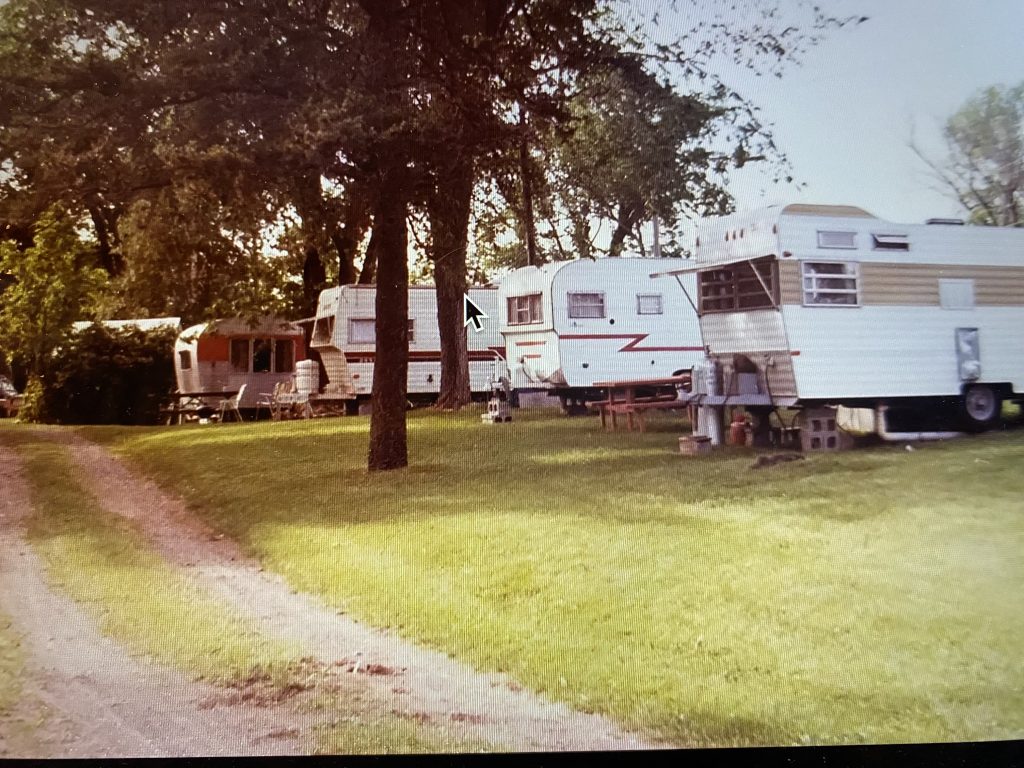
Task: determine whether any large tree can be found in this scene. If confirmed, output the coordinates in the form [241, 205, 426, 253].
[914, 83, 1024, 227]
[0, 207, 106, 378]
[0, 0, 864, 471]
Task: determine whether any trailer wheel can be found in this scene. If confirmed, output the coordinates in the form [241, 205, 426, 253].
[961, 384, 1001, 431]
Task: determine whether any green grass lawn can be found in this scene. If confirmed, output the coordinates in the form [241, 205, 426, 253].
[0, 611, 23, 717]
[2, 427, 482, 755]
[78, 410, 1024, 746]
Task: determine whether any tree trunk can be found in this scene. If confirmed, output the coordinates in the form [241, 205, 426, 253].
[518, 115, 538, 266]
[88, 205, 123, 275]
[358, 228, 378, 284]
[334, 190, 371, 285]
[367, 170, 410, 471]
[301, 245, 327, 317]
[429, 156, 474, 410]
[608, 200, 641, 257]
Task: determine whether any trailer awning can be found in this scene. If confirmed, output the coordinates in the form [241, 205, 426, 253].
[649, 253, 779, 279]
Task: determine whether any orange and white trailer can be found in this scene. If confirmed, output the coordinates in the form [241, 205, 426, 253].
[173, 317, 306, 410]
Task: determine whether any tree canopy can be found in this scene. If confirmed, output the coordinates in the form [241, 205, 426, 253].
[0, 0, 865, 465]
[915, 82, 1024, 227]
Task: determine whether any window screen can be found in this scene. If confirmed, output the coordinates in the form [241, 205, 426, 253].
[698, 257, 778, 314]
[507, 294, 543, 325]
[802, 261, 859, 306]
[567, 292, 605, 318]
[636, 294, 663, 315]
[229, 338, 250, 372]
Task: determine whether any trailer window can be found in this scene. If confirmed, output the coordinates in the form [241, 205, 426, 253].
[348, 318, 415, 344]
[802, 261, 859, 306]
[872, 234, 909, 251]
[312, 316, 335, 345]
[349, 319, 376, 344]
[230, 338, 250, 372]
[252, 338, 272, 373]
[698, 257, 778, 314]
[507, 294, 543, 325]
[178, 350, 192, 370]
[274, 339, 295, 373]
[567, 292, 605, 319]
[817, 230, 857, 249]
[636, 293, 663, 315]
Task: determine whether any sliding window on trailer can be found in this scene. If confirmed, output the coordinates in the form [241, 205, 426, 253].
[697, 256, 779, 315]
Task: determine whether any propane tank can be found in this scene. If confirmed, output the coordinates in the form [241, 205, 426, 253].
[729, 411, 749, 446]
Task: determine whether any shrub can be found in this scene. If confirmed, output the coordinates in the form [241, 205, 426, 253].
[37, 324, 177, 425]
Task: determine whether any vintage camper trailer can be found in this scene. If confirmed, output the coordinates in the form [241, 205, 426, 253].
[174, 317, 306, 409]
[308, 285, 508, 401]
[499, 258, 705, 408]
[652, 203, 1024, 431]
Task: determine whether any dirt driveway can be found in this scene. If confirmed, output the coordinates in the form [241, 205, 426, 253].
[0, 433, 657, 756]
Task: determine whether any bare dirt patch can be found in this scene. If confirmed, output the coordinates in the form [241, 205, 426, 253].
[55, 432, 658, 752]
[0, 443, 317, 758]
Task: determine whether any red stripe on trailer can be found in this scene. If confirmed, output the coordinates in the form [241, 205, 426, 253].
[516, 340, 547, 347]
[344, 350, 504, 364]
[559, 333, 704, 353]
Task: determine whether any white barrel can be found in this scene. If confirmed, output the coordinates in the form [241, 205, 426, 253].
[295, 359, 319, 395]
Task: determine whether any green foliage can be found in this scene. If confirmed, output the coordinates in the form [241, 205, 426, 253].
[943, 83, 1024, 226]
[0, 207, 107, 378]
[105, 185, 292, 324]
[36, 324, 177, 425]
[15, 377, 46, 423]
[547, 68, 732, 257]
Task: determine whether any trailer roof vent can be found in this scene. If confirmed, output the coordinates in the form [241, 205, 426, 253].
[872, 233, 910, 251]
[925, 217, 965, 225]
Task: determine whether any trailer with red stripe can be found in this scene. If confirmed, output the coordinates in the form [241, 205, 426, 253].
[498, 258, 705, 412]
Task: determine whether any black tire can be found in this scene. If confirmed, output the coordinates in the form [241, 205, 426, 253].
[961, 384, 1001, 431]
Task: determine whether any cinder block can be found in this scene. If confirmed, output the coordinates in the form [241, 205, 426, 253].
[798, 407, 854, 452]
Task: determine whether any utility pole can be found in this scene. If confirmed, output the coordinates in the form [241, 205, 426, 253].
[652, 216, 662, 259]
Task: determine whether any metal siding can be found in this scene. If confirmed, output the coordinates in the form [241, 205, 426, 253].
[782, 305, 1024, 399]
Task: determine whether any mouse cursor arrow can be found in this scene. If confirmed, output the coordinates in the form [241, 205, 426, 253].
[463, 294, 488, 332]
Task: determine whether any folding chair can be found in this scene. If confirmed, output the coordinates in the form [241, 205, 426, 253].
[218, 384, 246, 423]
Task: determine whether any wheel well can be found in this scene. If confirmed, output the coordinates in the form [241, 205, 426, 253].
[961, 382, 1014, 399]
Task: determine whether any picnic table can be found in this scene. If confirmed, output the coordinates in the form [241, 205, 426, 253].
[592, 375, 693, 433]
[263, 390, 353, 420]
[161, 390, 238, 425]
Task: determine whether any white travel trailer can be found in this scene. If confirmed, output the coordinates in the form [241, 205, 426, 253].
[308, 285, 508, 400]
[652, 203, 1024, 431]
[499, 258, 705, 408]
[174, 317, 306, 409]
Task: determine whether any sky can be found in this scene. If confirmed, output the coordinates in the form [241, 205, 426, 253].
[642, 0, 1024, 228]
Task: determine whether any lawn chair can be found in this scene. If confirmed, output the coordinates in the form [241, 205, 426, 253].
[218, 384, 246, 423]
[255, 382, 279, 421]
